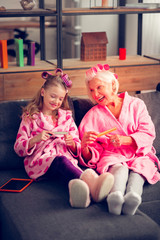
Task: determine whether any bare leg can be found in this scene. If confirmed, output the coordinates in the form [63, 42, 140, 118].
[107, 164, 129, 215]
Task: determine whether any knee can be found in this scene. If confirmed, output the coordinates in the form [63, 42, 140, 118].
[54, 156, 69, 165]
[109, 164, 129, 179]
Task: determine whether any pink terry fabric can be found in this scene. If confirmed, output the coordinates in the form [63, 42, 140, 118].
[14, 108, 81, 179]
[79, 92, 160, 184]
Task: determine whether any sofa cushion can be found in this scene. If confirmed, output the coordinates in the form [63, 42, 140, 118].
[0, 101, 27, 170]
[0, 177, 160, 240]
[135, 91, 160, 154]
[72, 98, 94, 126]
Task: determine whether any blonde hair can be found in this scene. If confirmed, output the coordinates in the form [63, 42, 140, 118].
[22, 74, 70, 119]
[85, 64, 119, 102]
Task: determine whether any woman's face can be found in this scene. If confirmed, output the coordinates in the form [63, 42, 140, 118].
[41, 85, 66, 115]
[88, 78, 115, 106]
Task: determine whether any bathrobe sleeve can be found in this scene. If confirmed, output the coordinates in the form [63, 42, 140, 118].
[126, 97, 156, 156]
[14, 115, 37, 157]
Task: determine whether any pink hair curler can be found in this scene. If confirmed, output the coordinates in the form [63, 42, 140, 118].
[41, 71, 53, 79]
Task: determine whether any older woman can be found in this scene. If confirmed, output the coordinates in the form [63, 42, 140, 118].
[79, 64, 160, 215]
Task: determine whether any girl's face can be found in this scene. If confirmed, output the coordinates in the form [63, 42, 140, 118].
[88, 78, 115, 107]
[41, 85, 66, 115]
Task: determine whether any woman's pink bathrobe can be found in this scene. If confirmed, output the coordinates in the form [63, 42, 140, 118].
[14, 108, 81, 179]
[79, 92, 160, 184]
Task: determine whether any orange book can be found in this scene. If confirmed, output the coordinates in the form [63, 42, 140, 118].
[0, 40, 8, 69]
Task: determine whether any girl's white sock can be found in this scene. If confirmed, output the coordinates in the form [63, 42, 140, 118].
[122, 191, 141, 215]
[107, 191, 124, 215]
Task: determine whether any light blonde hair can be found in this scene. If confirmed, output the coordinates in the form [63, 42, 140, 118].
[22, 74, 70, 119]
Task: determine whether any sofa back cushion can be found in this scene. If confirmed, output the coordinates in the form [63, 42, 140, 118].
[0, 101, 27, 169]
[135, 91, 160, 155]
[72, 98, 94, 126]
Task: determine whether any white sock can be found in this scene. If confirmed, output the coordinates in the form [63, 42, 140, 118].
[107, 191, 124, 215]
[122, 191, 141, 215]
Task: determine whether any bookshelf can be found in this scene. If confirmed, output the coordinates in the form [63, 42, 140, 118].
[0, 1, 160, 101]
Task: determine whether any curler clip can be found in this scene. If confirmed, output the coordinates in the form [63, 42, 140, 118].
[55, 68, 72, 88]
[42, 71, 53, 79]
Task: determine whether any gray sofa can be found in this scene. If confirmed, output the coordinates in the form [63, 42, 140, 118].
[0, 89, 160, 240]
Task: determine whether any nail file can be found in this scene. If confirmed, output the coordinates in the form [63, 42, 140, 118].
[97, 127, 117, 137]
[50, 131, 68, 135]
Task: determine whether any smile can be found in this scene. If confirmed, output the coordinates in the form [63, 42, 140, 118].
[50, 103, 57, 108]
[98, 96, 105, 102]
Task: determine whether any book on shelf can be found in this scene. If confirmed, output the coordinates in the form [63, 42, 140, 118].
[15, 38, 24, 67]
[27, 41, 35, 66]
[0, 39, 8, 69]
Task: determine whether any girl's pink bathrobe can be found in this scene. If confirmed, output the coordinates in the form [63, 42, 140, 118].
[14, 108, 81, 179]
[79, 92, 160, 184]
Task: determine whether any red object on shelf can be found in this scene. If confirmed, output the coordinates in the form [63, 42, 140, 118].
[119, 48, 126, 60]
[0, 39, 8, 69]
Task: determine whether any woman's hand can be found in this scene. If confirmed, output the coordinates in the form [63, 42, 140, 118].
[81, 131, 98, 148]
[81, 131, 98, 161]
[109, 134, 137, 148]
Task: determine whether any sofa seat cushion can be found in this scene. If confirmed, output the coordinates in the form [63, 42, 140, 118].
[142, 182, 160, 203]
[139, 200, 160, 225]
[0, 177, 160, 240]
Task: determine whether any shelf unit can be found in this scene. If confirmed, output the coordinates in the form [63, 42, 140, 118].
[55, 1, 160, 68]
[0, 0, 160, 101]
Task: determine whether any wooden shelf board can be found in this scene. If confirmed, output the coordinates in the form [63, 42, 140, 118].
[0, 60, 55, 74]
[48, 56, 159, 70]
[0, 21, 59, 30]
[61, 7, 160, 15]
[0, 8, 56, 17]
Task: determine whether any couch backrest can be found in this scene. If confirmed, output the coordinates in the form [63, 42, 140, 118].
[0, 100, 27, 170]
[134, 91, 160, 155]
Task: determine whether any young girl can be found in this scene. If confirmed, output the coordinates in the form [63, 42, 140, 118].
[14, 68, 114, 208]
[79, 63, 160, 215]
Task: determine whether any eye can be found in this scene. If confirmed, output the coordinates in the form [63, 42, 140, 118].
[97, 85, 102, 90]
[51, 95, 56, 99]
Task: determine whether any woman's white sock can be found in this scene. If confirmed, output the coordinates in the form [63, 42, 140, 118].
[107, 191, 124, 215]
[122, 191, 141, 215]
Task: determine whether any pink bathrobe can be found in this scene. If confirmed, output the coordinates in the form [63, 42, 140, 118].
[79, 92, 160, 184]
[14, 108, 81, 179]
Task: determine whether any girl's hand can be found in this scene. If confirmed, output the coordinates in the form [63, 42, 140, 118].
[28, 131, 54, 149]
[64, 134, 77, 154]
